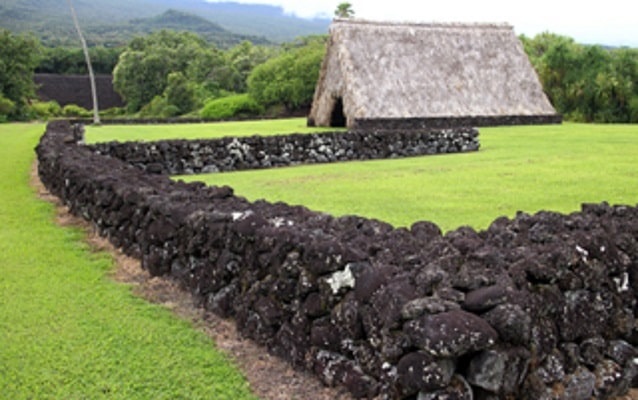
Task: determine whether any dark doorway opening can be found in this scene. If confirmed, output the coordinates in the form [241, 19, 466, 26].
[330, 97, 346, 127]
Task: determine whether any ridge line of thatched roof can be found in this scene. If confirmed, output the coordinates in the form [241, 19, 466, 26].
[331, 18, 513, 31]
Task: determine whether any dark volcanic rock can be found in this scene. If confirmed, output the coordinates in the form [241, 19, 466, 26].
[396, 351, 455, 395]
[466, 346, 530, 394]
[36, 121, 638, 400]
[401, 296, 460, 319]
[312, 350, 378, 398]
[404, 310, 498, 357]
[558, 290, 612, 341]
[483, 303, 531, 345]
[417, 374, 474, 400]
[463, 284, 508, 311]
[563, 366, 596, 400]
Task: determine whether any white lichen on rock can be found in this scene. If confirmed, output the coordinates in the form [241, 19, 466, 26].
[614, 272, 629, 293]
[326, 264, 355, 294]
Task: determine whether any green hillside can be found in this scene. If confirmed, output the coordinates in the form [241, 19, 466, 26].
[159, 1, 331, 42]
[130, 9, 270, 47]
[0, 0, 330, 47]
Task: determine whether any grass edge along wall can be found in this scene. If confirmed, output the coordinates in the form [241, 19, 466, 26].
[0, 123, 256, 399]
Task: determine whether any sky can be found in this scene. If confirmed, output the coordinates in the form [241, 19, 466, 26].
[207, 0, 638, 47]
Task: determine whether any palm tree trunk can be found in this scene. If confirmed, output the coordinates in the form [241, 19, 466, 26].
[67, 0, 100, 124]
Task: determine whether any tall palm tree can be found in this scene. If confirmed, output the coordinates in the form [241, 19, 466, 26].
[67, 0, 100, 124]
[335, 2, 355, 19]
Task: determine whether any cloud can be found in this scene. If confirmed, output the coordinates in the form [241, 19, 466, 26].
[204, 0, 638, 46]
[206, 0, 333, 18]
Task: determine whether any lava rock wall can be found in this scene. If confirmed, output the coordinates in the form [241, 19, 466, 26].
[37, 120, 638, 399]
[88, 128, 479, 175]
[351, 115, 563, 131]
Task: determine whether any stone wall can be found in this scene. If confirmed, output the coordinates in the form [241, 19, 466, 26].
[37, 120, 638, 399]
[349, 115, 563, 131]
[35, 74, 124, 109]
[87, 128, 479, 175]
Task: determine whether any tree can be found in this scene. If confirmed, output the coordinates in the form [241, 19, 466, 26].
[0, 95, 16, 122]
[113, 30, 221, 113]
[248, 37, 326, 111]
[163, 72, 197, 114]
[335, 2, 355, 18]
[522, 32, 638, 122]
[0, 29, 41, 120]
[225, 41, 278, 92]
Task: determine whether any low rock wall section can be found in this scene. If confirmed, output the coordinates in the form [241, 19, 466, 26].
[350, 115, 563, 131]
[87, 128, 479, 175]
[37, 120, 638, 399]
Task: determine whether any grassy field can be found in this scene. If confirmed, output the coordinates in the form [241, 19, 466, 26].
[4, 120, 636, 398]
[84, 118, 342, 143]
[87, 120, 638, 232]
[187, 123, 638, 232]
[0, 124, 255, 399]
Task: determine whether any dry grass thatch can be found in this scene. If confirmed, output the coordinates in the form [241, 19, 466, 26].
[309, 19, 558, 128]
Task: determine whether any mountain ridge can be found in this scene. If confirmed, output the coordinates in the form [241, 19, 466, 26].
[0, 0, 331, 47]
[129, 9, 271, 47]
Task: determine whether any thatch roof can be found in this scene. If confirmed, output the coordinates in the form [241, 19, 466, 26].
[308, 19, 560, 129]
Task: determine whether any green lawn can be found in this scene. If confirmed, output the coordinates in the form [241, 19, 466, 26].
[101, 121, 638, 233]
[0, 124, 256, 399]
[6, 120, 637, 398]
[84, 118, 342, 143]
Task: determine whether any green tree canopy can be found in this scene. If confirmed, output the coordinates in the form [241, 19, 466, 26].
[521, 33, 638, 122]
[247, 36, 326, 111]
[335, 2, 355, 18]
[202, 41, 277, 95]
[0, 29, 42, 120]
[113, 30, 222, 112]
[163, 71, 197, 115]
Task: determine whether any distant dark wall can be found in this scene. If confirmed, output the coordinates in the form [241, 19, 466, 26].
[34, 74, 124, 110]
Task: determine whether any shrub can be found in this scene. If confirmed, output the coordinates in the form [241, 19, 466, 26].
[29, 100, 62, 120]
[247, 38, 326, 111]
[0, 95, 15, 122]
[138, 95, 179, 118]
[630, 96, 638, 123]
[164, 72, 198, 115]
[99, 107, 126, 119]
[200, 94, 264, 120]
[564, 110, 587, 123]
[62, 104, 92, 118]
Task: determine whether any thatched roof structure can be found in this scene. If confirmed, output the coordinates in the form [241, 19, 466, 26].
[308, 19, 560, 129]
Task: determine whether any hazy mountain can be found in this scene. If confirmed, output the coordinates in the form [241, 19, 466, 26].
[151, 1, 331, 42]
[0, 0, 331, 47]
[130, 9, 270, 47]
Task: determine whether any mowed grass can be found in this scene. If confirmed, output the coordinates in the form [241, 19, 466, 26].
[87, 120, 638, 232]
[84, 120, 638, 233]
[0, 124, 255, 399]
[84, 118, 342, 143]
